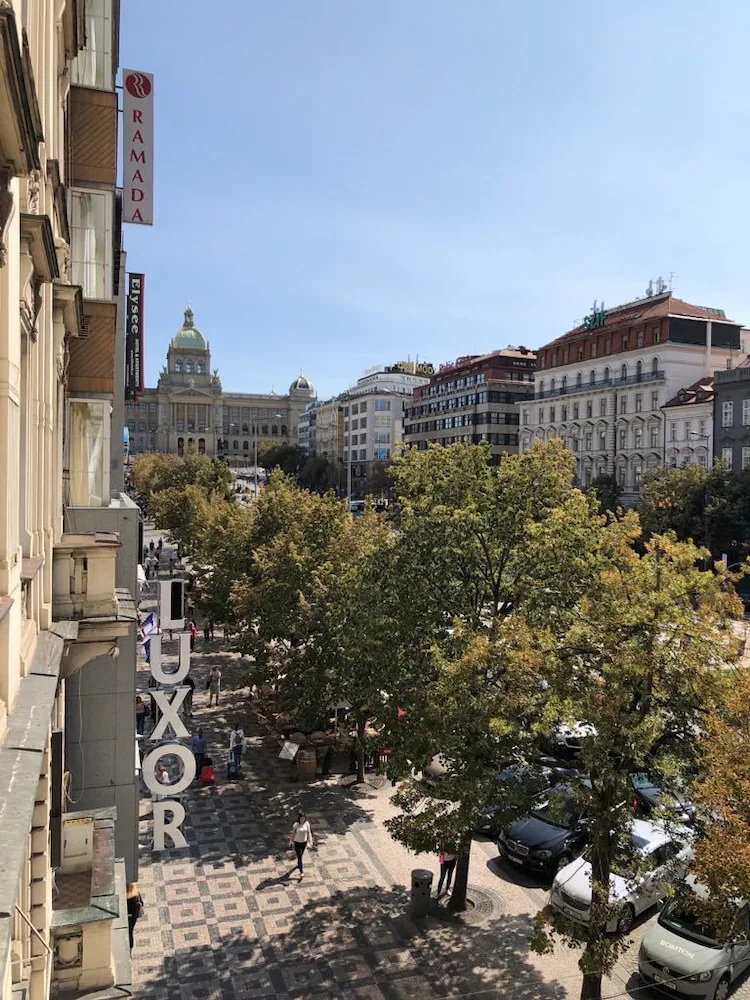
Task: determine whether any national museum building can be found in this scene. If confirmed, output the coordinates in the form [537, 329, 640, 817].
[125, 307, 314, 461]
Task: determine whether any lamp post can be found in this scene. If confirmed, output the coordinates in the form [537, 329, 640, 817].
[252, 412, 284, 498]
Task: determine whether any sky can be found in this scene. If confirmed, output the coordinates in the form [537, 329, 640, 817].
[120, 1, 750, 400]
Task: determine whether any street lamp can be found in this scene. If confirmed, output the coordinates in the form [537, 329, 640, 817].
[252, 412, 284, 498]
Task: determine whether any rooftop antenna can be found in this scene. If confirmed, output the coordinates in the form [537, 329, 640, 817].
[668, 271, 674, 291]
[646, 279, 653, 298]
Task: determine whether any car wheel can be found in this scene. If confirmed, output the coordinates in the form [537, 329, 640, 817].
[712, 976, 730, 1000]
[554, 853, 572, 874]
[616, 903, 635, 935]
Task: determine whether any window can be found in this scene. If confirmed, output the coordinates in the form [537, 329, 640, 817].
[523, 410, 529, 425]
[722, 401, 734, 427]
[590, 370, 596, 385]
[743, 399, 750, 426]
[651, 391, 659, 410]
[636, 359, 643, 379]
[586, 400, 592, 418]
[375, 447, 389, 460]
[576, 372, 582, 387]
[174, 360, 182, 373]
[243, 441, 249, 451]
[196, 362, 204, 374]
[68, 400, 110, 507]
[722, 447, 734, 470]
[70, 189, 113, 299]
[599, 431, 606, 450]
[618, 427, 626, 450]
[619, 396, 627, 414]
[599, 399, 606, 416]
[604, 367, 610, 383]
[590, 343, 597, 359]
[743, 447, 750, 471]
[561, 406, 568, 421]
[359, 416, 367, 428]
[620, 363, 627, 381]
[549, 406, 555, 422]
[375, 399, 391, 411]
[271, 424, 278, 435]
[634, 393, 642, 413]
[573, 403, 579, 419]
[633, 426, 643, 448]
[352, 404, 359, 415]
[538, 408, 544, 423]
[684, 421, 691, 440]
[650, 425, 659, 448]
[584, 433, 592, 451]
[185, 360, 193, 374]
[652, 357, 659, 373]
[699, 420, 706, 438]
[359, 448, 366, 460]
[70, 0, 113, 89]
[634, 465, 643, 488]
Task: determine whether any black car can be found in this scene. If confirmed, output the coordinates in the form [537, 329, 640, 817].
[629, 772, 695, 825]
[477, 765, 551, 836]
[497, 785, 590, 877]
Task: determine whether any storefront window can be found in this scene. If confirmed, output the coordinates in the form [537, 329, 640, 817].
[69, 400, 109, 506]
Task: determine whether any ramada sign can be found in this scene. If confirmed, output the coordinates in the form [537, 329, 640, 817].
[122, 70, 154, 226]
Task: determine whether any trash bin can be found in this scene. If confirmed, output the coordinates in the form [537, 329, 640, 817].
[410, 868, 434, 917]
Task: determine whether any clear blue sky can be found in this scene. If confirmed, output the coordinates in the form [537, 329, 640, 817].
[120, 1, 750, 400]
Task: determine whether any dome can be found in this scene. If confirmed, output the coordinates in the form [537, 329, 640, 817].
[289, 374, 313, 394]
[171, 306, 206, 349]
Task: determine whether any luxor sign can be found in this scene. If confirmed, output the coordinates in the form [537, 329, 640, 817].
[122, 70, 154, 225]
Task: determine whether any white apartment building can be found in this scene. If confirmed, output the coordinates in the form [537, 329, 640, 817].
[662, 378, 714, 469]
[519, 288, 745, 501]
[342, 366, 431, 496]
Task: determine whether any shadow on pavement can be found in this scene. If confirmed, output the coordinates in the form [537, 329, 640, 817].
[135, 884, 570, 1000]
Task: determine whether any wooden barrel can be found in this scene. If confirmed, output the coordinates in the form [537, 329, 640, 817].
[296, 747, 317, 780]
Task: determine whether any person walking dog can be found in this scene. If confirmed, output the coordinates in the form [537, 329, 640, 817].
[289, 812, 313, 880]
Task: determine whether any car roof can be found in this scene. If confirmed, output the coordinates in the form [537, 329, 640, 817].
[630, 818, 672, 851]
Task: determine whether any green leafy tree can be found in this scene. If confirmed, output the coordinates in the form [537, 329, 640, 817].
[530, 516, 742, 1000]
[588, 473, 620, 514]
[258, 442, 305, 477]
[382, 441, 605, 911]
[297, 455, 341, 494]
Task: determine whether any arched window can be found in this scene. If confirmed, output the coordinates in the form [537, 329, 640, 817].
[281, 425, 287, 436]
[185, 360, 193, 374]
[590, 369, 596, 384]
[243, 440, 249, 451]
[636, 360, 643, 381]
[271, 424, 278, 436]
[196, 362, 203, 374]
[652, 357, 659, 374]
[551, 378, 557, 392]
[620, 363, 627, 380]
[198, 438, 206, 454]
[177, 437, 184, 457]
[187, 438, 194, 450]
[539, 379, 545, 395]
[604, 366, 610, 383]
[261, 424, 268, 435]
[576, 372, 582, 387]
[562, 376, 568, 391]
[233, 440, 239, 452]
[174, 360, 182, 373]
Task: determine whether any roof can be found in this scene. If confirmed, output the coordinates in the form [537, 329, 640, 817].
[544, 293, 734, 350]
[435, 346, 536, 377]
[663, 377, 715, 409]
[171, 306, 206, 350]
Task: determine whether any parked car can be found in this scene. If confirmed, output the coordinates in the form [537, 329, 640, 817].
[629, 772, 696, 826]
[546, 721, 597, 760]
[549, 819, 692, 935]
[477, 765, 551, 836]
[638, 876, 750, 999]
[497, 784, 590, 877]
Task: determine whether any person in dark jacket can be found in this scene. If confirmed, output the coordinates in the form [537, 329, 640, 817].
[126, 883, 143, 950]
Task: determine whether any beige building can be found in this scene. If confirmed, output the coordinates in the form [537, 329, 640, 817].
[126, 307, 315, 464]
[1, 3, 139, 999]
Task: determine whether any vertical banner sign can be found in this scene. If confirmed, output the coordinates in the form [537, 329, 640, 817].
[125, 273, 144, 401]
[122, 70, 154, 225]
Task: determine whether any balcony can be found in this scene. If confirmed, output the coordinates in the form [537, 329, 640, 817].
[51, 808, 128, 996]
[535, 369, 665, 401]
[52, 533, 136, 676]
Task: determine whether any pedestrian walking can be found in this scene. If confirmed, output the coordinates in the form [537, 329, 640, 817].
[169, 555, 176, 578]
[147, 674, 158, 721]
[207, 665, 221, 706]
[154, 762, 171, 801]
[157, 537, 163, 555]
[189, 621, 197, 652]
[203, 621, 210, 643]
[190, 728, 206, 778]
[142, 546, 148, 564]
[229, 724, 245, 770]
[289, 812, 313, 879]
[183, 674, 195, 717]
[208, 619, 215, 640]
[149, 540, 155, 554]
[437, 843, 456, 897]
[126, 883, 144, 950]
[135, 695, 147, 735]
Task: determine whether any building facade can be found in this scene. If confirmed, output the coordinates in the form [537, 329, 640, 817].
[519, 290, 745, 498]
[662, 377, 714, 469]
[404, 348, 536, 460]
[1, 2, 139, 999]
[713, 358, 750, 472]
[125, 307, 315, 463]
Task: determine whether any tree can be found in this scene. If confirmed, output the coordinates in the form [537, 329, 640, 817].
[258, 443, 305, 477]
[588, 473, 620, 514]
[382, 441, 606, 911]
[297, 455, 340, 495]
[530, 517, 742, 1000]
[363, 460, 392, 498]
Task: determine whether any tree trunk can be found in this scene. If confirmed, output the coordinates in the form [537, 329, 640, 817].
[447, 839, 471, 912]
[356, 717, 367, 784]
[579, 972, 603, 1000]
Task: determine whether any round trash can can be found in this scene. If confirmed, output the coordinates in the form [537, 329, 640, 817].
[410, 868, 434, 917]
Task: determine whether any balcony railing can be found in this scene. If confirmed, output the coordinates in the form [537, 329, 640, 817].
[535, 369, 665, 400]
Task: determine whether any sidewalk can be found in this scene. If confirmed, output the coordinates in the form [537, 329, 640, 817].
[131, 527, 687, 1000]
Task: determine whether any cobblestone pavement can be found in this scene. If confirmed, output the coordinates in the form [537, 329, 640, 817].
[131, 529, 750, 1000]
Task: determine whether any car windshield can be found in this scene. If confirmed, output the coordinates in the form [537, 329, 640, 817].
[631, 772, 655, 790]
[659, 901, 720, 948]
[530, 793, 578, 829]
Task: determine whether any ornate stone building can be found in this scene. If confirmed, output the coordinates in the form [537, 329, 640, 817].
[126, 307, 315, 462]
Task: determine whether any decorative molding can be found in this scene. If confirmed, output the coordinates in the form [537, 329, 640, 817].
[20, 213, 59, 280]
[26, 168, 40, 212]
[52, 283, 86, 339]
[0, 10, 43, 173]
[0, 164, 14, 268]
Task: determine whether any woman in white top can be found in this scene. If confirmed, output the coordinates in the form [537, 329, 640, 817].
[289, 812, 313, 878]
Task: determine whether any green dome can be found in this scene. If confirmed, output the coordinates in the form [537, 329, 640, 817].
[290, 374, 313, 393]
[171, 306, 206, 349]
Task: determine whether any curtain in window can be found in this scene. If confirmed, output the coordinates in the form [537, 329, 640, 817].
[69, 402, 105, 506]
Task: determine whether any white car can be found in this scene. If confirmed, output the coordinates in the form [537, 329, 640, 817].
[549, 819, 692, 935]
